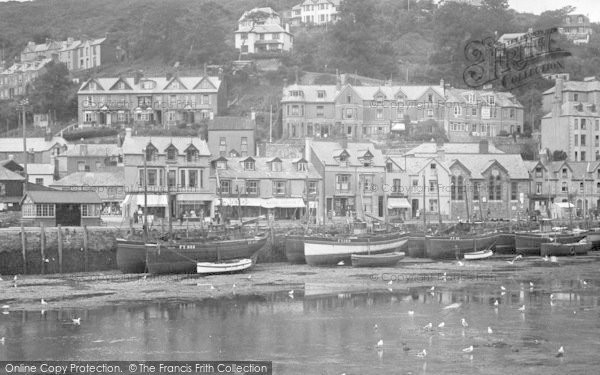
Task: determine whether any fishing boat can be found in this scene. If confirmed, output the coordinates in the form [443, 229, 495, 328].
[304, 232, 409, 266]
[425, 232, 497, 260]
[585, 228, 600, 250]
[494, 232, 516, 254]
[351, 251, 405, 267]
[407, 236, 426, 258]
[144, 232, 268, 274]
[515, 232, 587, 256]
[540, 240, 591, 257]
[464, 249, 493, 260]
[116, 238, 149, 273]
[196, 258, 253, 275]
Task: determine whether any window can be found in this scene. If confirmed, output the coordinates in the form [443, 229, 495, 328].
[562, 168, 568, 178]
[202, 95, 210, 105]
[147, 170, 157, 186]
[488, 96, 495, 106]
[246, 180, 258, 195]
[393, 179, 402, 193]
[582, 134, 587, 146]
[297, 162, 308, 172]
[180, 170, 186, 187]
[580, 182, 584, 193]
[428, 94, 433, 102]
[291, 105, 300, 116]
[376, 108, 383, 119]
[78, 161, 86, 171]
[244, 160, 255, 171]
[473, 183, 480, 201]
[430, 163, 436, 170]
[511, 182, 517, 200]
[308, 181, 317, 195]
[581, 151, 586, 161]
[82, 204, 99, 217]
[35, 178, 43, 185]
[575, 136, 579, 146]
[167, 170, 176, 187]
[219, 137, 226, 156]
[167, 146, 177, 161]
[271, 161, 282, 172]
[429, 199, 438, 212]
[188, 170, 197, 187]
[574, 119, 579, 129]
[451, 176, 464, 200]
[562, 182, 568, 192]
[536, 182, 542, 194]
[454, 106, 461, 116]
[240, 137, 248, 157]
[581, 118, 587, 130]
[386, 162, 393, 173]
[220, 180, 230, 194]
[535, 167, 543, 178]
[488, 174, 502, 200]
[317, 90, 325, 98]
[429, 180, 437, 192]
[316, 106, 324, 117]
[216, 160, 227, 170]
[336, 174, 350, 191]
[596, 135, 599, 147]
[597, 182, 600, 193]
[345, 108, 353, 119]
[346, 95, 352, 103]
[273, 181, 286, 195]
[187, 148, 198, 162]
[472, 107, 477, 116]
[145, 146, 157, 162]
[427, 109, 434, 117]
[34, 204, 55, 217]
[362, 175, 373, 193]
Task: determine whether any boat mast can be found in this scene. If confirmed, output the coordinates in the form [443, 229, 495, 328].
[167, 165, 172, 236]
[507, 176, 512, 232]
[422, 174, 426, 232]
[143, 147, 148, 242]
[435, 168, 442, 226]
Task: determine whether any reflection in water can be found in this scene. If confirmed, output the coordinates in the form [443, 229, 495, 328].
[1, 274, 600, 374]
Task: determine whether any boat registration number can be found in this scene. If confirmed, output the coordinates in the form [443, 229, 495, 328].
[179, 245, 196, 249]
[337, 238, 351, 243]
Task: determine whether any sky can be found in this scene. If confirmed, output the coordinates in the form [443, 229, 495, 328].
[508, 0, 600, 22]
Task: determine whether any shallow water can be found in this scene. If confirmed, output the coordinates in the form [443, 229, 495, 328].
[2, 258, 600, 375]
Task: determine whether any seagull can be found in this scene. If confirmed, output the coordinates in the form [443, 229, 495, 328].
[550, 293, 555, 300]
[488, 327, 493, 334]
[373, 324, 379, 331]
[429, 286, 435, 292]
[494, 299, 499, 306]
[41, 309, 46, 315]
[457, 260, 464, 266]
[232, 283, 236, 289]
[500, 286, 506, 291]
[0, 337, 4, 345]
[337, 260, 345, 266]
[41, 299, 48, 305]
[550, 256, 558, 263]
[387, 280, 393, 286]
[1, 305, 9, 309]
[0, 276, 3, 281]
[556, 346, 564, 357]
[501, 291, 506, 296]
[423, 322, 433, 330]
[518, 305, 526, 312]
[438, 322, 445, 328]
[44, 258, 50, 263]
[529, 282, 534, 288]
[72, 317, 81, 325]
[247, 275, 252, 280]
[442, 272, 447, 281]
[210, 284, 215, 290]
[462, 345, 474, 353]
[13, 275, 17, 281]
[542, 255, 549, 262]
[376, 339, 383, 348]
[141, 275, 147, 280]
[461, 318, 468, 327]
[581, 280, 588, 286]
[507, 255, 523, 264]
[416, 349, 427, 358]
[408, 310, 415, 316]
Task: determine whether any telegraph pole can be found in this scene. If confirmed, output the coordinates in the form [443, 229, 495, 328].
[20, 98, 29, 194]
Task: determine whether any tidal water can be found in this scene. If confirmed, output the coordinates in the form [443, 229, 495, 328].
[2, 261, 600, 375]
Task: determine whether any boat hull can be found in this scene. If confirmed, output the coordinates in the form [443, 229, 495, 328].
[116, 238, 148, 273]
[304, 233, 408, 266]
[145, 234, 268, 274]
[495, 233, 515, 254]
[197, 258, 253, 274]
[285, 235, 306, 264]
[464, 249, 493, 260]
[515, 233, 587, 256]
[586, 231, 600, 250]
[540, 242, 590, 256]
[351, 252, 405, 267]
[425, 233, 497, 260]
[407, 236, 426, 258]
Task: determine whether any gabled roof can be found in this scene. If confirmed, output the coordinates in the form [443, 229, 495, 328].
[208, 116, 256, 130]
[282, 84, 338, 103]
[51, 169, 125, 187]
[446, 88, 523, 108]
[79, 75, 222, 94]
[0, 137, 67, 153]
[444, 154, 530, 179]
[214, 157, 321, 180]
[406, 142, 504, 155]
[24, 190, 102, 204]
[0, 166, 25, 181]
[310, 141, 386, 167]
[121, 136, 210, 156]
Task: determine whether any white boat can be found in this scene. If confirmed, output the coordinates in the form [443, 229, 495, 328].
[464, 249, 493, 260]
[196, 258, 253, 275]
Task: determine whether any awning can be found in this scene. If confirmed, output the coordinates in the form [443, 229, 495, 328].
[262, 198, 305, 209]
[554, 202, 574, 209]
[213, 197, 263, 207]
[122, 194, 168, 207]
[388, 197, 411, 209]
[177, 193, 215, 202]
[308, 201, 318, 209]
[212, 197, 306, 208]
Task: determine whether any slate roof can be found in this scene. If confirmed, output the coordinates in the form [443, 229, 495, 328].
[25, 190, 102, 204]
[51, 169, 125, 187]
[0, 166, 25, 181]
[121, 135, 210, 156]
[236, 24, 290, 34]
[0, 137, 67, 153]
[63, 144, 122, 157]
[310, 141, 386, 167]
[389, 156, 449, 175]
[543, 80, 600, 95]
[78, 76, 222, 94]
[406, 142, 504, 155]
[542, 102, 600, 118]
[214, 157, 321, 179]
[27, 164, 55, 175]
[1, 59, 52, 75]
[446, 154, 530, 179]
[208, 117, 256, 131]
[282, 84, 338, 103]
[446, 88, 523, 108]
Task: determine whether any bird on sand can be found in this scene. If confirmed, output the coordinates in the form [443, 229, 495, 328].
[529, 282, 534, 287]
[423, 322, 433, 330]
[337, 260, 344, 266]
[437, 322, 445, 328]
[416, 349, 427, 358]
[72, 318, 81, 325]
[461, 318, 468, 328]
[210, 284, 215, 290]
[13, 275, 17, 281]
[556, 346, 564, 357]
[429, 286, 435, 292]
[388, 280, 393, 285]
[488, 327, 493, 334]
[457, 260, 464, 266]
[550, 256, 558, 263]
[507, 255, 523, 264]
[542, 255, 549, 262]
[500, 285, 506, 291]
[408, 310, 415, 316]
[518, 305, 526, 312]
[247, 275, 252, 280]
[41, 299, 48, 305]
[462, 345, 474, 353]
[1, 305, 9, 309]
[376, 339, 383, 348]
[0, 337, 4, 345]
[373, 324, 378, 331]
[494, 299, 499, 306]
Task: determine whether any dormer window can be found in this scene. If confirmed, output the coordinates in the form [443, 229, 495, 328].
[117, 81, 125, 90]
[145, 145, 157, 162]
[290, 90, 303, 97]
[141, 80, 155, 89]
[431, 163, 436, 170]
[297, 162, 308, 172]
[166, 145, 178, 161]
[216, 160, 227, 170]
[562, 168, 568, 178]
[386, 162, 393, 172]
[186, 148, 198, 162]
[317, 90, 326, 99]
[244, 159, 255, 171]
[271, 160, 282, 172]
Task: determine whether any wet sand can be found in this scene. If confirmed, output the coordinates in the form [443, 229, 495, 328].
[1, 254, 599, 312]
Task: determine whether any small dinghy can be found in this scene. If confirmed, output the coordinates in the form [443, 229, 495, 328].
[463, 249, 493, 260]
[540, 240, 591, 256]
[197, 258, 253, 275]
[351, 252, 405, 267]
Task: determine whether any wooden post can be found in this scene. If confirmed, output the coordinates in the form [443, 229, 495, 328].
[40, 223, 45, 274]
[57, 225, 63, 273]
[83, 225, 89, 272]
[21, 222, 27, 274]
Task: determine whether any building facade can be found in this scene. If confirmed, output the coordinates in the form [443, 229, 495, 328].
[234, 7, 293, 55]
[0, 135, 67, 165]
[0, 58, 52, 100]
[296, 0, 341, 25]
[559, 14, 593, 44]
[211, 156, 321, 222]
[77, 73, 226, 127]
[207, 116, 256, 158]
[121, 129, 213, 220]
[21, 190, 103, 227]
[56, 143, 122, 177]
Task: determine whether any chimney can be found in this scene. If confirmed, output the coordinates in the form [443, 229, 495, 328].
[203, 62, 207, 77]
[336, 69, 341, 91]
[436, 143, 445, 161]
[134, 70, 143, 85]
[44, 127, 52, 142]
[125, 128, 132, 138]
[305, 137, 311, 163]
[440, 78, 445, 96]
[539, 148, 549, 164]
[67, 37, 74, 45]
[340, 136, 348, 149]
[250, 110, 256, 120]
[28, 41, 35, 47]
[340, 73, 347, 86]
[285, 23, 290, 33]
[552, 77, 564, 117]
[479, 139, 489, 154]
[166, 72, 173, 81]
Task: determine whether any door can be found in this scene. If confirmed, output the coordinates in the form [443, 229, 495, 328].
[412, 199, 419, 218]
[56, 204, 81, 226]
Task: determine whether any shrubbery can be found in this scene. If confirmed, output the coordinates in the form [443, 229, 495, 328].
[63, 127, 118, 141]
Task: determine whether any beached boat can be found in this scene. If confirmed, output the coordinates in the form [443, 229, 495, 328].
[304, 232, 409, 266]
[464, 249, 493, 260]
[494, 232, 516, 254]
[351, 251, 405, 267]
[425, 232, 497, 260]
[116, 238, 149, 273]
[196, 258, 253, 275]
[585, 229, 600, 250]
[407, 236, 426, 258]
[144, 232, 268, 274]
[540, 240, 591, 256]
[515, 232, 587, 256]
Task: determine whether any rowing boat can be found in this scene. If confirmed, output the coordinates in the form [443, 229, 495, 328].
[464, 249, 493, 260]
[196, 258, 253, 274]
[351, 252, 405, 267]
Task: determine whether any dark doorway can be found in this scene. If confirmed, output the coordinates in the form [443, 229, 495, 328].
[56, 204, 81, 226]
[412, 199, 419, 218]
[378, 196, 384, 217]
[156, 110, 162, 125]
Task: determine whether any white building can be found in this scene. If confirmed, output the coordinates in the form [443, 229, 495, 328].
[297, 0, 342, 25]
[234, 7, 293, 55]
[27, 164, 55, 186]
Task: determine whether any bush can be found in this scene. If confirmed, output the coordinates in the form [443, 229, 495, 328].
[498, 130, 509, 137]
[63, 127, 119, 141]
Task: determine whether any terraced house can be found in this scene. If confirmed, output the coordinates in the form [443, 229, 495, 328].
[210, 156, 321, 222]
[77, 72, 226, 128]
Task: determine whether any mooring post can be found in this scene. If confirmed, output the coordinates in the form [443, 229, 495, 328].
[83, 225, 89, 272]
[57, 225, 63, 273]
[40, 223, 45, 274]
[21, 221, 27, 274]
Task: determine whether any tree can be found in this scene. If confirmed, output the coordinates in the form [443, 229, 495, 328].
[28, 61, 77, 122]
[552, 150, 568, 161]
